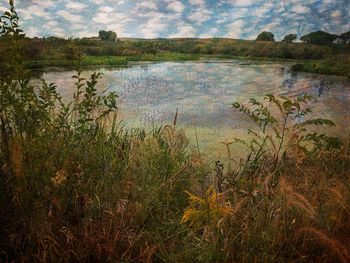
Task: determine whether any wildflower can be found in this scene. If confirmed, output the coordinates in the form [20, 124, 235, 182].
[181, 187, 233, 228]
[51, 169, 68, 186]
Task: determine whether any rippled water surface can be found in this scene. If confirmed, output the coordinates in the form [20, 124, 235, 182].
[39, 61, 350, 152]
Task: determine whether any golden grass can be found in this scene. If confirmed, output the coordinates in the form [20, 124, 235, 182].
[299, 227, 350, 263]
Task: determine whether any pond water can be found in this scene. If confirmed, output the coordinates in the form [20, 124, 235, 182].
[38, 61, 350, 156]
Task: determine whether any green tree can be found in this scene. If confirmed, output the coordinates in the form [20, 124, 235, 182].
[98, 30, 117, 42]
[300, 31, 337, 45]
[282, 33, 297, 43]
[339, 31, 350, 44]
[255, 31, 275, 42]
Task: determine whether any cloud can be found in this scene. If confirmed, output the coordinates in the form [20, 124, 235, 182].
[25, 27, 40, 38]
[199, 28, 219, 38]
[229, 0, 255, 7]
[137, 1, 158, 10]
[188, 5, 212, 24]
[90, 5, 131, 36]
[189, 0, 205, 6]
[24, 0, 55, 9]
[254, 3, 273, 16]
[10, 0, 350, 39]
[167, 1, 185, 13]
[331, 10, 341, 18]
[92, 6, 116, 24]
[140, 16, 167, 38]
[226, 19, 245, 39]
[291, 4, 310, 14]
[65, 1, 87, 11]
[169, 23, 196, 38]
[261, 21, 281, 32]
[43, 20, 59, 31]
[18, 4, 51, 20]
[98, 6, 115, 13]
[0, 5, 8, 13]
[56, 10, 82, 23]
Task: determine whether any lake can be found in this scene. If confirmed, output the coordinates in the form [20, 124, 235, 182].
[38, 61, 350, 157]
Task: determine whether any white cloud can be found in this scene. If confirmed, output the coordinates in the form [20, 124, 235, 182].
[92, 5, 116, 24]
[51, 28, 66, 37]
[0, 5, 7, 13]
[91, 4, 131, 36]
[44, 20, 59, 29]
[90, 0, 125, 4]
[65, 1, 87, 11]
[104, 22, 129, 37]
[71, 23, 84, 30]
[91, 0, 103, 4]
[261, 21, 280, 32]
[169, 23, 196, 37]
[189, 0, 205, 6]
[168, 1, 185, 13]
[10, 0, 350, 39]
[226, 19, 245, 39]
[254, 3, 273, 16]
[42, 19, 66, 37]
[331, 10, 341, 18]
[98, 6, 115, 13]
[229, 0, 255, 7]
[291, 4, 310, 14]
[137, 1, 158, 10]
[74, 31, 95, 38]
[56, 10, 82, 23]
[140, 16, 167, 38]
[188, 6, 212, 24]
[26, 0, 55, 9]
[199, 28, 219, 38]
[25, 27, 40, 37]
[18, 4, 51, 20]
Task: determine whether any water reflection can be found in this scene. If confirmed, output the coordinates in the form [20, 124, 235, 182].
[38, 61, 350, 147]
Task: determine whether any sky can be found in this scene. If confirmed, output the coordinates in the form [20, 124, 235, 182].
[0, 0, 349, 40]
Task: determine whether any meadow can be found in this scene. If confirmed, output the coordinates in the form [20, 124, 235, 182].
[1, 2, 350, 263]
[1, 28, 349, 76]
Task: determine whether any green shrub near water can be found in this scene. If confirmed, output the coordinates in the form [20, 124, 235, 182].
[1, 1, 350, 262]
[23, 53, 201, 69]
[292, 59, 350, 77]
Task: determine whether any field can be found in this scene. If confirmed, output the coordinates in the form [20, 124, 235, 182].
[1, 36, 349, 76]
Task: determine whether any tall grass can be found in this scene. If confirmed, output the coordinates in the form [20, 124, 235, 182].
[1, 1, 350, 262]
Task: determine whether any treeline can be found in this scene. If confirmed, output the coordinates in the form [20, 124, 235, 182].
[0, 36, 349, 63]
[256, 30, 350, 45]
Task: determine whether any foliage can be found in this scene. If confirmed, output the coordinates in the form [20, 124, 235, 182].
[232, 94, 340, 165]
[1, 30, 349, 70]
[178, 94, 350, 262]
[256, 31, 275, 42]
[292, 58, 350, 77]
[282, 33, 297, 43]
[181, 187, 233, 228]
[98, 30, 117, 42]
[340, 31, 350, 44]
[300, 30, 338, 45]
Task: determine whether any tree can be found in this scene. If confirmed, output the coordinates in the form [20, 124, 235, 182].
[255, 31, 275, 41]
[282, 34, 297, 43]
[98, 30, 117, 42]
[339, 31, 350, 44]
[300, 31, 337, 45]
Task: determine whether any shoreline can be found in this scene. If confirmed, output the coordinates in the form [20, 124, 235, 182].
[23, 53, 349, 77]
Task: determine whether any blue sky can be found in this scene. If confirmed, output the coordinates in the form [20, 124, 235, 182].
[1, 0, 349, 40]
